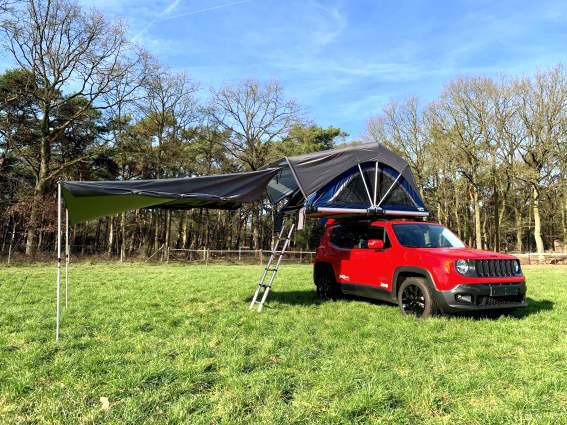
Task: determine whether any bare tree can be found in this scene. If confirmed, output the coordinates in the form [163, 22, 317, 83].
[368, 97, 430, 197]
[516, 66, 567, 259]
[139, 63, 199, 179]
[0, 0, 139, 255]
[430, 77, 496, 249]
[209, 80, 301, 170]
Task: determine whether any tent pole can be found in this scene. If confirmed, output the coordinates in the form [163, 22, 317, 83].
[373, 161, 378, 207]
[357, 164, 373, 206]
[65, 208, 69, 309]
[56, 182, 62, 342]
[376, 170, 403, 209]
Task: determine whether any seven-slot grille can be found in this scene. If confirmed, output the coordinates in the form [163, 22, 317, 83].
[474, 259, 518, 277]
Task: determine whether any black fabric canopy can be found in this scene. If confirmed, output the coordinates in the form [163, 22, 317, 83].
[264, 143, 417, 203]
[62, 143, 425, 224]
[63, 169, 279, 224]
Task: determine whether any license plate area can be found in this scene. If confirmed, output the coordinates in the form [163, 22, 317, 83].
[490, 284, 521, 296]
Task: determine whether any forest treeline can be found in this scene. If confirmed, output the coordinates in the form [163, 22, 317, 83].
[0, 0, 566, 260]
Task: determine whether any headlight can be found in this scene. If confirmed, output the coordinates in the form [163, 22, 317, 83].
[455, 259, 475, 276]
[514, 260, 521, 275]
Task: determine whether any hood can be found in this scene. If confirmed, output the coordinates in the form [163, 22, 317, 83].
[416, 248, 518, 260]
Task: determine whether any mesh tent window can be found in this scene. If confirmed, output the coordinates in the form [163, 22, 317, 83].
[306, 162, 426, 214]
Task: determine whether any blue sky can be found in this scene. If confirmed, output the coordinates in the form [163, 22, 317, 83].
[79, 0, 567, 138]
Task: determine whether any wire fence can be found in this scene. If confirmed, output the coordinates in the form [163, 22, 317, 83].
[3, 246, 567, 265]
[166, 248, 316, 265]
[515, 253, 567, 265]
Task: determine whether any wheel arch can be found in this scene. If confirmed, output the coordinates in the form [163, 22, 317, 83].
[314, 261, 335, 284]
[392, 267, 437, 301]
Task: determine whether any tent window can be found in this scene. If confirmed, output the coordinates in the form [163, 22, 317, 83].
[379, 172, 416, 209]
[326, 164, 416, 209]
[331, 172, 372, 206]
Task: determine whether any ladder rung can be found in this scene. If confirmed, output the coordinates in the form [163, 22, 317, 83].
[249, 222, 295, 312]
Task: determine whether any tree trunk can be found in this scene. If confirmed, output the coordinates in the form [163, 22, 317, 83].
[7, 219, 16, 264]
[532, 185, 545, 262]
[252, 205, 260, 250]
[493, 176, 500, 252]
[471, 185, 482, 249]
[163, 210, 171, 261]
[153, 210, 160, 254]
[120, 212, 126, 262]
[563, 192, 567, 254]
[453, 186, 462, 239]
[514, 206, 523, 253]
[182, 211, 189, 248]
[107, 217, 114, 257]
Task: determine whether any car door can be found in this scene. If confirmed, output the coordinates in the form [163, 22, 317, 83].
[329, 224, 367, 285]
[356, 225, 394, 291]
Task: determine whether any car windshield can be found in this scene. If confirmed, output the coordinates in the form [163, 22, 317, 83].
[392, 223, 465, 248]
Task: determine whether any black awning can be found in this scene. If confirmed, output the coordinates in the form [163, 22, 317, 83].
[63, 168, 279, 224]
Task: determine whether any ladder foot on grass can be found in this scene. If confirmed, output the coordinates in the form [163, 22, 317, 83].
[249, 223, 295, 312]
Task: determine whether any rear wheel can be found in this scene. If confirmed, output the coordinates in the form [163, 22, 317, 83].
[314, 266, 340, 300]
[398, 277, 436, 318]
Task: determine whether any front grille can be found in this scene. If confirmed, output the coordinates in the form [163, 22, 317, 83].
[474, 259, 518, 277]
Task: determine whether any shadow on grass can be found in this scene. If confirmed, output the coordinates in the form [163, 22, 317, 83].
[253, 290, 554, 320]
[260, 290, 322, 306]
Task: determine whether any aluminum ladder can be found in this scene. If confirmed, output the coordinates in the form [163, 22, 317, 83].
[249, 222, 295, 312]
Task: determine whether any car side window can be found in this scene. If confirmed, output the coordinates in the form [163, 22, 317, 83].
[364, 226, 392, 249]
[330, 224, 391, 249]
[330, 226, 355, 249]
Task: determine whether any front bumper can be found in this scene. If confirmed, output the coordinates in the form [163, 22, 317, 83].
[435, 281, 527, 312]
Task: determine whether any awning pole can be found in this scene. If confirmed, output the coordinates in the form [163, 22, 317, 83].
[56, 182, 62, 342]
[357, 164, 373, 206]
[65, 208, 69, 309]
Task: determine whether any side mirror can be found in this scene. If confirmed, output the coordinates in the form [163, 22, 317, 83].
[368, 239, 385, 250]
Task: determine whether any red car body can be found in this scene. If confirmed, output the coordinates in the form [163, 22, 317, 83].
[314, 218, 527, 314]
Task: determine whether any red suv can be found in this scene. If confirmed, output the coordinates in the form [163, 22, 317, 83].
[314, 218, 527, 317]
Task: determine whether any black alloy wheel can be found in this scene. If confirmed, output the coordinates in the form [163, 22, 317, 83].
[398, 276, 436, 318]
[401, 284, 426, 316]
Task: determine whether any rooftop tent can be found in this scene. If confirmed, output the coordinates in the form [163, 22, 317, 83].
[266, 143, 428, 217]
[305, 161, 427, 217]
[62, 168, 280, 224]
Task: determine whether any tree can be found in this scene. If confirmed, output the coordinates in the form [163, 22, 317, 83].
[430, 78, 495, 249]
[277, 124, 345, 157]
[209, 80, 301, 170]
[0, 69, 38, 175]
[368, 97, 429, 197]
[516, 67, 567, 258]
[0, 0, 137, 255]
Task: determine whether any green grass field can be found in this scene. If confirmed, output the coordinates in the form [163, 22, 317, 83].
[0, 263, 565, 424]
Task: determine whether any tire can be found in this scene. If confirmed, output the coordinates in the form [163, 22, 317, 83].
[314, 266, 340, 300]
[398, 277, 437, 318]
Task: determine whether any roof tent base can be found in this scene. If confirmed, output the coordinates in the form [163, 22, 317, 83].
[306, 206, 429, 220]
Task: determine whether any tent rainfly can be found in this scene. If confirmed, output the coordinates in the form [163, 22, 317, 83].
[54, 143, 428, 340]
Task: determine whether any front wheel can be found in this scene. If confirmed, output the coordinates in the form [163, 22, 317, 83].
[398, 277, 437, 318]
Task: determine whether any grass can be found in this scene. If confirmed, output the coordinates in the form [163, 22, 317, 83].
[0, 263, 565, 424]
